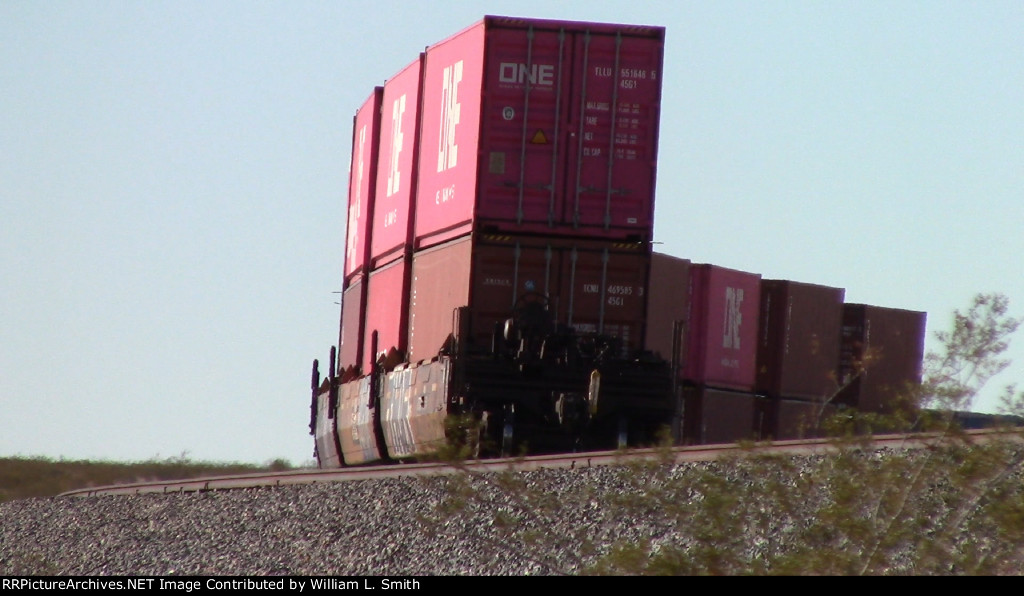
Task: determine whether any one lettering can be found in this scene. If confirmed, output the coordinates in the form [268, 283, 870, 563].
[723, 287, 744, 349]
[347, 124, 367, 271]
[499, 62, 555, 85]
[387, 95, 406, 196]
[437, 61, 463, 172]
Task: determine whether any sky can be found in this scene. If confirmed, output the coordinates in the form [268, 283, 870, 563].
[2, 1, 1022, 466]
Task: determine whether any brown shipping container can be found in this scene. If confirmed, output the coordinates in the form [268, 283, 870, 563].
[407, 233, 651, 364]
[770, 398, 841, 441]
[413, 16, 665, 248]
[361, 256, 412, 373]
[684, 264, 761, 391]
[370, 56, 424, 269]
[645, 252, 691, 368]
[836, 304, 927, 414]
[682, 386, 759, 445]
[343, 87, 383, 284]
[337, 276, 367, 372]
[756, 280, 845, 401]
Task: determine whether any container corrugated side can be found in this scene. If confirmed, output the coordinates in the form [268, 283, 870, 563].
[557, 239, 650, 353]
[836, 304, 927, 414]
[413, 16, 664, 249]
[771, 398, 841, 441]
[645, 252, 691, 366]
[756, 280, 845, 401]
[343, 88, 383, 284]
[562, 20, 663, 237]
[370, 56, 424, 269]
[407, 236, 475, 364]
[682, 386, 759, 445]
[361, 256, 412, 373]
[406, 233, 651, 363]
[684, 264, 761, 391]
[337, 275, 367, 373]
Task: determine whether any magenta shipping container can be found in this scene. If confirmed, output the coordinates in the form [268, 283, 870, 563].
[343, 88, 383, 284]
[337, 276, 367, 373]
[406, 234, 651, 364]
[413, 16, 666, 249]
[756, 280, 846, 401]
[360, 256, 412, 373]
[370, 56, 424, 269]
[684, 264, 761, 391]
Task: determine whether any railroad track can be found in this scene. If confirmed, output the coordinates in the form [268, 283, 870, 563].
[60, 429, 1022, 498]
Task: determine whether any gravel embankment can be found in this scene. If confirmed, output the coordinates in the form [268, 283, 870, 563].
[2, 448, 1022, 576]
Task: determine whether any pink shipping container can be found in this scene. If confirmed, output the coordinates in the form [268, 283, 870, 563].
[756, 280, 846, 401]
[337, 276, 367, 373]
[683, 264, 761, 391]
[413, 16, 665, 249]
[361, 256, 412, 373]
[836, 304, 927, 414]
[370, 56, 424, 269]
[682, 386, 760, 445]
[343, 88, 383, 284]
[406, 234, 651, 364]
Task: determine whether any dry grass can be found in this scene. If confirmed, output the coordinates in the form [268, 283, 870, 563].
[0, 454, 302, 502]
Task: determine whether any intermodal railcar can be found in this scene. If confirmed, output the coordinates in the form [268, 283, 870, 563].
[307, 16, 932, 468]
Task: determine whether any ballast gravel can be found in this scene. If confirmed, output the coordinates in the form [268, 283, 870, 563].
[2, 448, 1023, 576]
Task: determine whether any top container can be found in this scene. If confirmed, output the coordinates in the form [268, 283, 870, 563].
[836, 304, 927, 414]
[684, 264, 761, 391]
[644, 252, 691, 366]
[370, 56, 425, 269]
[756, 280, 846, 401]
[413, 16, 666, 248]
[343, 87, 384, 284]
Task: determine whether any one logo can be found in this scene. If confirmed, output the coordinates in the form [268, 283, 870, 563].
[387, 94, 406, 197]
[723, 287, 744, 349]
[437, 61, 463, 173]
[499, 62, 555, 86]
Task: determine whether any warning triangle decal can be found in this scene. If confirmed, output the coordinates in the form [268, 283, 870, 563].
[530, 130, 548, 144]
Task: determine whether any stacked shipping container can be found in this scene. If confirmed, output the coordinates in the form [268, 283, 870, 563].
[337, 16, 667, 375]
[312, 15, 933, 468]
[755, 280, 846, 440]
[680, 264, 762, 445]
[836, 304, 927, 415]
[643, 257, 763, 445]
[325, 16, 669, 462]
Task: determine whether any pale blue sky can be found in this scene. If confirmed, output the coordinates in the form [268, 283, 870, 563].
[2, 1, 1022, 465]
